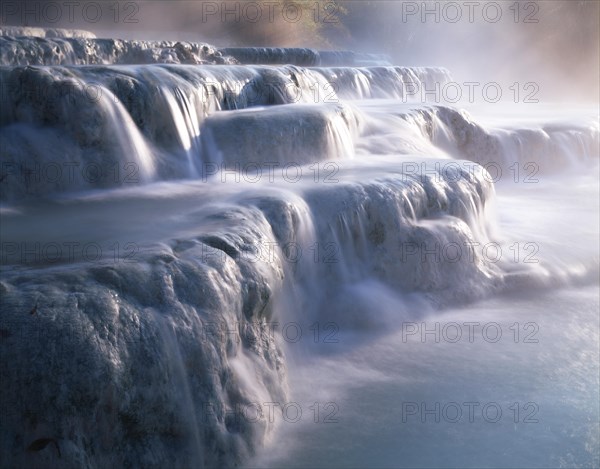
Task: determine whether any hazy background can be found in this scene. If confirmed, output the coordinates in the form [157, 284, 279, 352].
[2, 0, 599, 101]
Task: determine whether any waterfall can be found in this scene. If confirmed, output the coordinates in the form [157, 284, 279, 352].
[0, 27, 598, 468]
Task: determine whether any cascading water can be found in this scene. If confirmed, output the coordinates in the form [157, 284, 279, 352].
[0, 21, 598, 469]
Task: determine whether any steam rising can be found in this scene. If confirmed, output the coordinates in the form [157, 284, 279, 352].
[0, 2, 598, 467]
[2, 1, 598, 100]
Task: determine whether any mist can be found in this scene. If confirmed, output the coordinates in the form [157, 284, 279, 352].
[2, 0, 598, 100]
[1, 2, 599, 468]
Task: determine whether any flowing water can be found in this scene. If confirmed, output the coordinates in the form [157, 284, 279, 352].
[0, 30, 598, 468]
